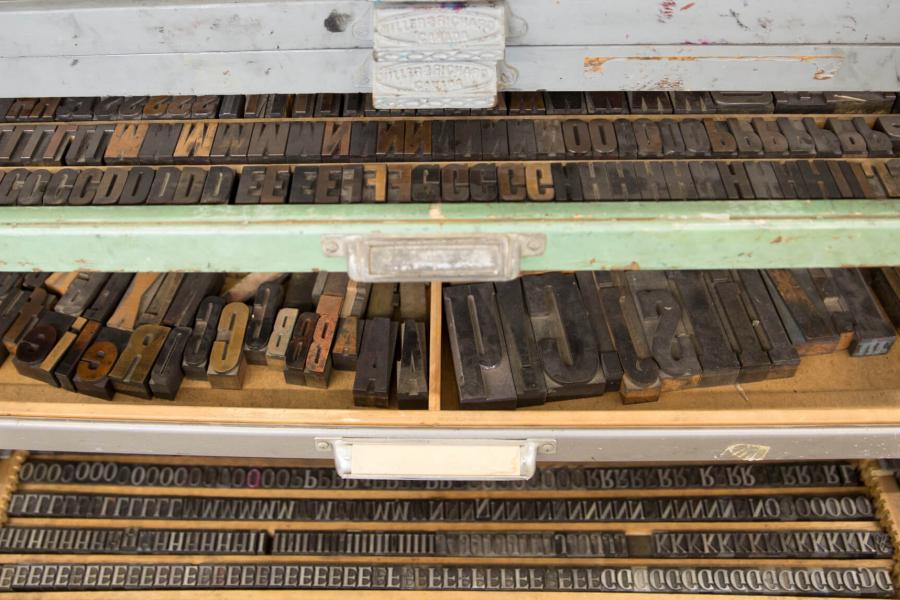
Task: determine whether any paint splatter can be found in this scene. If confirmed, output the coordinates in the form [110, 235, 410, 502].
[658, 0, 677, 22]
[680, 2, 695, 10]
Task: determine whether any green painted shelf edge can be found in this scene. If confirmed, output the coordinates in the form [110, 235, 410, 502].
[0, 200, 898, 272]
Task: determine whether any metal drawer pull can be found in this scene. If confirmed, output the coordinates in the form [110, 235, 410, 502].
[320, 438, 555, 480]
[321, 233, 545, 282]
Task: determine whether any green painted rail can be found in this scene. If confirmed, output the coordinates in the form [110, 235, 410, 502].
[0, 200, 898, 274]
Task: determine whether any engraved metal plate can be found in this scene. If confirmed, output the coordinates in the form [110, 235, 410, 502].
[321, 233, 545, 282]
[374, 2, 506, 62]
[372, 61, 498, 110]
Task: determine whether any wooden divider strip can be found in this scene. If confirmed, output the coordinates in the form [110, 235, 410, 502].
[0, 451, 27, 526]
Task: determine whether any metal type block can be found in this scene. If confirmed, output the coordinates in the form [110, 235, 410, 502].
[626, 271, 701, 393]
[628, 92, 672, 114]
[182, 295, 225, 381]
[109, 323, 170, 398]
[397, 319, 428, 410]
[667, 271, 740, 387]
[284, 311, 318, 386]
[244, 281, 285, 365]
[444, 283, 516, 409]
[73, 326, 130, 400]
[136, 272, 184, 327]
[12, 310, 76, 385]
[353, 317, 398, 408]
[304, 294, 341, 388]
[54, 272, 110, 317]
[54, 319, 102, 391]
[495, 279, 546, 406]
[522, 273, 606, 401]
[208, 301, 250, 389]
[162, 273, 223, 328]
[764, 269, 840, 355]
[149, 325, 190, 399]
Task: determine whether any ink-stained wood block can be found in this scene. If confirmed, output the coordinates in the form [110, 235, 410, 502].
[207, 301, 250, 390]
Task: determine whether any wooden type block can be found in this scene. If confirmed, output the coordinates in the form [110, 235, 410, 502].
[851, 117, 893, 157]
[235, 166, 290, 204]
[763, 269, 841, 356]
[397, 319, 428, 409]
[118, 97, 147, 120]
[752, 118, 790, 157]
[286, 122, 324, 162]
[210, 123, 252, 163]
[92, 96, 124, 120]
[825, 118, 868, 156]
[667, 271, 742, 386]
[561, 120, 591, 159]
[678, 119, 712, 158]
[350, 121, 378, 161]
[264, 94, 292, 118]
[704, 120, 738, 157]
[633, 162, 669, 201]
[283, 273, 318, 312]
[507, 120, 537, 160]
[54, 319, 102, 391]
[875, 116, 900, 153]
[104, 123, 148, 165]
[727, 118, 764, 157]
[633, 120, 664, 159]
[135, 273, 184, 327]
[481, 120, 509, 160]
[138, 124, 181, 164]
[443, 283, 516, 409]
[65, 124, 115, 166]
[145, 167, 181, 205]
[314, 93, 342, 117]
[353, 317, 398, 407]
[265, 308, 299, 371]
[54, 272, 110, 317]
[803, 118, 842, 157]
[284, 311, 319, 386]
[585, 92, 627, 114]
[774, 92, 830, 114]
[107, 274, 162, 331]
[670, 92, 716, 114]
[73, 326, 130, 400]
[551, 163, 583, 202]
[195, 167, 234, 204]
[386, 165, 412, 203]
[545, 92, 586, 115]
[80, 274, 132, 323]
[430, 121, 454, 161]
[710, 92, 774, 113]
[162, 273, 224, 328]
[340, 166, 364, 204]
[367, 283, 397, 319]
[117, 167, 156, 205]
[613, 120, 637, 159]
[148, 325, 190, 399]
[3, 287, 56, 354]
[868, 267, 900, 328]
[16, 169, 51, 205]
[0, 288, 28, 364]
[288, 166, 318, 204]
[333, 316, 364, 372]
[733, 270, 801, 379]
[522, 273, 606, 401]
[628, 92, 672, 114]
[625, 271, 702, 393]
[109, 323, 171, 398]
[67, 169, 105, 205]
[825, 92, 896, 114]
[314, 166, 342, 204]
[508, 92, 545, 115]
[56, 97, 96, 121]
[303, 294, 342, 388]
[828, 268, 896, 357]
[495, 279, 546, 406]
[173, 122, 217, 163]
[208, 301, 250, 389]
[397, 283, 427, 322]
[12, 310, 77, 386]
[43, 273, 78, 296]
[182, 296, 225, 381]
[717, 162, 756, 199]
[745, 162, 785, 199]
[321, 121, 352, 162]
[218, 95, 245, 119]
[191, 95, 221, 119]
[243, 95, 268, 118]
[771, 161, 811, 199]
[42, 168, 78, 205]
[244, 281, 285, 365]
[404, 121, 432, 160]
[142, 95, 172, 119]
